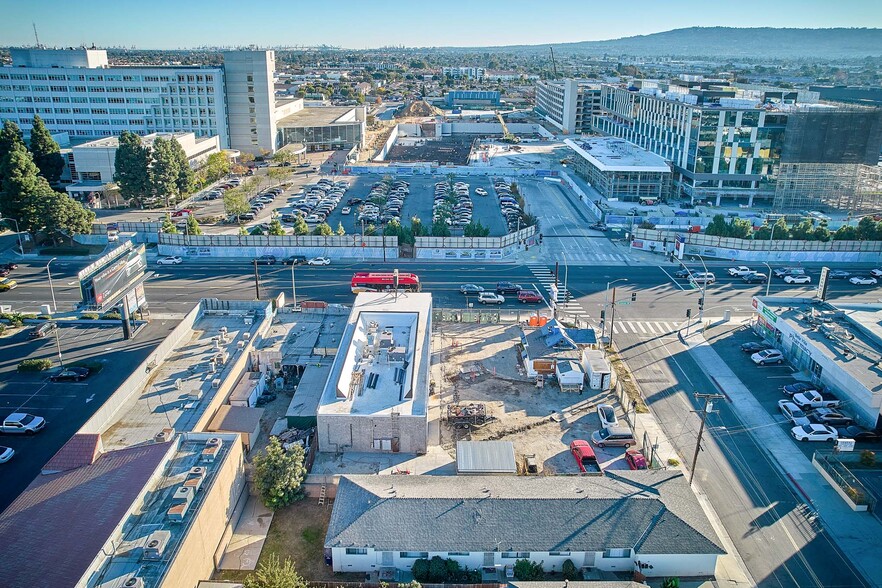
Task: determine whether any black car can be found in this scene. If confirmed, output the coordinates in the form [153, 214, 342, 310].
[0, 267, 8, 277]
[674, 268, 692, 278]
[253, 255, 276, 265]
[282, 255, 307, 266]
[836, 426, 881, 443]
[782, 382, 818, 396]
[496, 281, 523, 294]
[347, 198, 363, 206]
[740, 341, 774, 353]
[2, 263, 17, 271]
[742, 272, 768, 284]
[50, 367, 91, 382]
[589, 222, 608, 231]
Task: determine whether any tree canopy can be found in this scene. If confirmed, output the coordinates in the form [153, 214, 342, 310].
[243, 554, 307, 588]
[252, 437, 306, 510]
[113, 131, 151, 206]
[29, 115, 65, 185]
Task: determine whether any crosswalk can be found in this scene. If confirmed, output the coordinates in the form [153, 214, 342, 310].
[525, 263, 591, 320]
[608, 320, 682, 336]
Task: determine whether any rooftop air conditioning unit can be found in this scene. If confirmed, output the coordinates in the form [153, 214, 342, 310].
[189, 466, 206, 476]
[187, 390, 203, 401]
[206, 437, 222, 447]
[212, 378, 221, 388]
[173, 486, 195, 504]
[142, 529, 171, 561]
[155, 428, 175, 443]
[122, 577, 145, 588]
[243, 332, 251, 341]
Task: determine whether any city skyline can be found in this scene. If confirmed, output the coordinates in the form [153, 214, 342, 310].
[2, 0, 882, 49]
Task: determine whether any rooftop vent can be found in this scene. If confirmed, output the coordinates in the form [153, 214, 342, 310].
[142, 529, 171, 561]
[123, 578, 144, 588]
[155, 428, 175, 443]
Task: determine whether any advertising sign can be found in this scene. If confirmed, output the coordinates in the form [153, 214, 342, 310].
[92, 246, 147, 307]
[817, 266, 830, 301]
[761, 306, 778, 324]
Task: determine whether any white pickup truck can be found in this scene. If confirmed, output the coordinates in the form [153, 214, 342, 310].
[1, 413, 46, 434]
[792, 390, 841, 409]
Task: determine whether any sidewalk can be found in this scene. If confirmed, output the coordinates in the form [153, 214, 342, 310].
[679, 324, 882, 584]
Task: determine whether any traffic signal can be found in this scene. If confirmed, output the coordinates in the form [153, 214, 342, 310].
[600, 310, 606, 321]
[698, 297, 704, 310]
[565, 291, 572, 302]
[686, 308, 692, 318]
[631, 292, 637, 302]
[539, 233, 544, 243]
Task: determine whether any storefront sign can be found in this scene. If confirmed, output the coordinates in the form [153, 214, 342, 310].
[761, 306, 778, 323]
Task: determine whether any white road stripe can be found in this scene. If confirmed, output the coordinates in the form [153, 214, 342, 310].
[645, 322, 656, 333]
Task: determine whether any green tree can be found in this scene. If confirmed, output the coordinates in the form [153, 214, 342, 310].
[729, 217, 754, 239]
[335, 221, 346, 236]
[268, 219, 286, 236]
[431, 219, 451, 237]
[202, 151, 230, 183]
[363, 223, 377, 236]
[250, 226, 265, 235]
[39, 189, 95, 240]
[169, 138, 194, 196]
[704, 214, 730, 237]
[113, 131, 151, 206]
[242, 553, 307, 588]
[562, 559, 579, 580]
[833, 225, 859, 240]
[463, 220, 491, 237]
[409, 216, 428, 237]
[411, 559, 431, 582]
[185, 215, 202, 235]
[857, 217, 879, 241]
[29, 115, 65, 185]
[253, 437, 306, 510]
[0, 120, 25, 186]
[513, 559, 544, 581]
[238, 225, 249, 236]
[223, 188, 250, 218]
[428, 556, 449, 582]
[291, 215, 309, 235]
[150, 136, 182, 207]
[0, 142, 42, 227]
[313, 222, 333, 236]
[161, 213, 178, 234]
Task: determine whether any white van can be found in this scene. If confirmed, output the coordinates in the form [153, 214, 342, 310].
[690, 272, 716, 284]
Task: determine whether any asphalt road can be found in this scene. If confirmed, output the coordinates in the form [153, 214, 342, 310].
[613, 326, 868, 587]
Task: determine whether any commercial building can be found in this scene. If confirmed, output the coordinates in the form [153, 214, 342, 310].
[277, 103, 366, 152]
[445, 90, 501, 107]
[565, 137, 671, 202]
[593, 83, 882, 211]
[752, 297, 882, 429]
[223, 50, 277, 153]
[317, 292, 432, 454]
[535, 79, 602, 135]
[442, 66, 485, 81]
[325, 473, 725, 578]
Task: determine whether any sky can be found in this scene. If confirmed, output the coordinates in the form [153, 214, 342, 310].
[2, 0, 881, 49]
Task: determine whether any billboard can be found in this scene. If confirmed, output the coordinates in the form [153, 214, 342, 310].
[92, 246, 147, 308]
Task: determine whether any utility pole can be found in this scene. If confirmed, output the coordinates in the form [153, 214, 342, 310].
[689, 392, 726, 485]
[608, 286, 619, 350]
[253, 259, 261, 300]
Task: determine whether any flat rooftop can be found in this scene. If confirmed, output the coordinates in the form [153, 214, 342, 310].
[75, 132, 191, 149]
[565, 137, 671, 173]
[102, 309, 265, 451]
[276, 106, 358, 128]
[318, 293, 431, 418]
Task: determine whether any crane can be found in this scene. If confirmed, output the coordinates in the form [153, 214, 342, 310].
[496, 110, 519, 144]
[550, 46, 558, 78]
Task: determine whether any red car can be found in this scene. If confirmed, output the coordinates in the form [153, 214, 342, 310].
[625, 449, 648, 470]
[171, 209, 192, 217]
[517, 290, 543, 304]
[569, 440, 601, 474]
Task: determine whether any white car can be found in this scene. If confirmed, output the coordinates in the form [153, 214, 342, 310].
[791, 423, 838, 442]
[475, 188, 488, 196]
[478, 292, 505, 304]
[0, 446, 13, 463]
[341, 207, 352, 215]
[727, 266, 753, 277]
[307, 257, 331, 266]
[870, 269, 882, 278]
[784, 274, 811, 284]
[156, 256, 182, 265]
[597, 404, 618, 428]
[849, 276, 878, 285]
[778, 400, 810, 427]
[751, 349, 784, 365]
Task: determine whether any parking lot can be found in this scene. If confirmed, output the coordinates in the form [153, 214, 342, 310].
[435, 323, 641, 474]
[0, 320, 173, 512]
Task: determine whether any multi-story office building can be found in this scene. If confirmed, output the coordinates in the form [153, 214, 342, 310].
[535, 79, 602, 135]
[223, 50, 276, 153]
[441, 67, 485, 81]
[564, 137, 671, 203]
[593, 84, 882, 211]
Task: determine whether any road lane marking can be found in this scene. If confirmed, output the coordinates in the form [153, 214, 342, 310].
[659, 266, 685, 290]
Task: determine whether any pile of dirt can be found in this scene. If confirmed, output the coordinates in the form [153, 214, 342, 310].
[397, 100, 442, 118]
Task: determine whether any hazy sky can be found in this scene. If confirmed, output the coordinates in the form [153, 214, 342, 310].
[3, 0, 881, 49]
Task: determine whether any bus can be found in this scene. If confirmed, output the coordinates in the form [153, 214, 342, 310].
[351, 272, 421, 293]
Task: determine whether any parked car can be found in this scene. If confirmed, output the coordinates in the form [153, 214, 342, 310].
[570, 440, 602, 474]
[740, 341, 774, 353]
[282, 255, 307, 266]
[783, 382, 818, 396]
[778, 400, 810, 426]
[307, 257, 331, 266]
[253, 255, 276, 265]
[791, 423, 838, 442]
[849, 276, 878, 285]
[810, 407, 853, 426]
[517, 290, 543, 304]
[742, 272, 768, 284]
[836, 426, 881, 443]
[171, 209, 192, 217]
[1, 413, 46, 435]
[0, 446, 13, 463]
[475, 188, 488, 196]
[156, 255, 182, 265]
[495, 281, 523, 294]
[828, 270, 851, 279]
[870, 269, 882, 277]
[50, 367, 91, 382]
[341, 207, 351, 215]
[591, 425, 636, 448]
[751, 349, 784, 365]
[478, 292, 505, 305]
[459, 284, 484, 295]
[625, 449, 648, 470]
[728, 266, 753, 277]
[793, 390, 841, 409]
[28, 322, 57, 339]
[596, 404, 618, 428]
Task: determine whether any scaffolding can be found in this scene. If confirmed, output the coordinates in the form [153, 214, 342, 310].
[773, 163, 882, 214]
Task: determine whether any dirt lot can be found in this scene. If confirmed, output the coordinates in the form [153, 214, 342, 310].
[433, 323, 635, 473]
[216, 499, 361, 583]
[386, 135, 475, 165]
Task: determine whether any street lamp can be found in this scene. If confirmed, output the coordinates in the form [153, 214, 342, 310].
[603, 278, 628, 343]
[693, 254, 710, 325]
[290, 263, 297, 308]
[0, 217, 24, 255]
[46, 257, 58, 313]
[762, 261, 772, 298]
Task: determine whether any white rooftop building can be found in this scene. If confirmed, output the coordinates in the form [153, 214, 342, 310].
[317, 292, 432, 454]
[565, 137, 671, 202]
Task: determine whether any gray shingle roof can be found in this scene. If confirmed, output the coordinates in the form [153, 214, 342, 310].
[325, 472, 724, 556]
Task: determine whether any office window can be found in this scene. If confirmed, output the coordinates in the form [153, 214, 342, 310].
[549, 552, 571, 556]
[603, 548, 630, 558]
[88, 87, 105, 93]
[50, 86, 67, 92]
[73, 86, 87, 93]
[52, 97, 70, 103]
[67, 74, 85, 81]
[345, 548, 368, 555]
[502, 552, 529, 559]
[448, 552, 470, 557]
[30, 74, 48, 81]
[399, 552, 429, 559]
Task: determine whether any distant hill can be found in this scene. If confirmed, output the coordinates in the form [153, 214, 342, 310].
[478, 27, 882, 59]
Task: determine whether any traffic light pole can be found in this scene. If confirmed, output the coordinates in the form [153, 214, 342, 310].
[608, 287, 618, 350]
[689, 392, 726, 485]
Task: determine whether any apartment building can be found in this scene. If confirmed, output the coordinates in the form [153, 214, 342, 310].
[535, 79, 602, 135]
[442, 66, 485, 81]
[593, 83, 882, 211]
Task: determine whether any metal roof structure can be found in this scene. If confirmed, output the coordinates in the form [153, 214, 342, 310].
[456, 441, 517, 474]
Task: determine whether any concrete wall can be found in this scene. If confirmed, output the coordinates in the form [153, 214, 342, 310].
[318, 413, 428, 454]
[158, 244, 394, 259]
[163, 435, 247, 588]
[373, 124, 400, 162]
[558, 169, 603, 218]
[81, 303, 203, 436]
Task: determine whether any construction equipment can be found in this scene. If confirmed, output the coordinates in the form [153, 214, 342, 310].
[447, 403, 489, 428]
[550, 46, 558, 78]
[496, 111, 520, 144]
